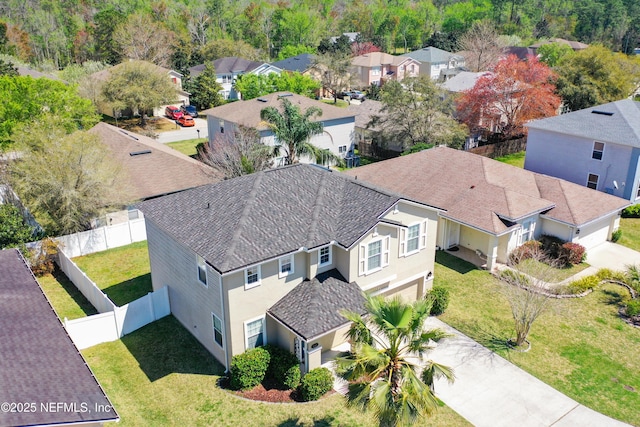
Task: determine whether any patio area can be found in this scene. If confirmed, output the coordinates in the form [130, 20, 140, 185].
[444, 246, 489, 269]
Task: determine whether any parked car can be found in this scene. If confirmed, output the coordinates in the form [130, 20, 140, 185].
[339, 90, 366, 101]
[176, 115, 195, 127]
[181, 105, 198, 118]
[165, 106, 183, 120]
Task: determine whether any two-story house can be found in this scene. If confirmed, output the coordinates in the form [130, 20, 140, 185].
[525, 99, 640, 202]
[201, 92, 356, 166]
[189, 57, 281, 100]
[137, 164, 441, 373]
[401, 47, 465, 81]
[351, 52, 421, 87]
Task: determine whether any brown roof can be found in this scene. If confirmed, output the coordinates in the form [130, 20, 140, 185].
[347, 100, 385, 130]
[529, 38, 589, 51]
[0, 249, 119, 426]
[90, 122, 220, 202]
[344, 147, 629, 235]
[352, 51, 417, 67]
[201, 92, 355, 130]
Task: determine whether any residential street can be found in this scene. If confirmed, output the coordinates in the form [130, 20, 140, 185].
[156, 117, 208, 143]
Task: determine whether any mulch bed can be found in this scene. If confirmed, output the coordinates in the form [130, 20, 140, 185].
[220, 377, 335, 403]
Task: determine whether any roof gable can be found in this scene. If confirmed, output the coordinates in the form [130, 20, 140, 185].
[401, 46, 462, 63]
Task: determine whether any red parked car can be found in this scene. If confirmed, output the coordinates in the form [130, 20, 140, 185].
[165, 105, 183, 120]
[176, 115, 195, 127]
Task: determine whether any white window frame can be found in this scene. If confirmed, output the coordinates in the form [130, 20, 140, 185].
[592, 141, 604, 160]
[360, 235, 390, 276]
[212, 313, 224, 347]
[406, 223, 421, 255]
[278, 254, 294, 278]
[244, 315, 266, 350]
[399, 220, 428, 257]
[587, 173, 599, 190]
[245, 265, 262, 289]
[219, 120, 225, 134]
[519, 219, 536, 245]
[197, 255, 208, 287]
[318, 245, 332, 267]
[372, 66, 381, 76]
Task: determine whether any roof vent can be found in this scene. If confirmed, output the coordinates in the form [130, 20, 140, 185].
[257, 97, 268, 102]
[129, 150, 152, 156]
[278, 93, 293, 98]
[592, 110, 613, 116]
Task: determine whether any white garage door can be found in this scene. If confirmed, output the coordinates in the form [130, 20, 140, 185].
[575, 218, 611, 251]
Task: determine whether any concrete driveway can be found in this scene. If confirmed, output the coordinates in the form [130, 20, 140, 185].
[156, 117, 208, 144]
[426, 318, 631, 427]
[586, 242, 640, 271]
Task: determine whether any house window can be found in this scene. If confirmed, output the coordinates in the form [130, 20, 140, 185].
[592, 142, 604, 160]
[637, 181, 640, 199]
[245, 265, 261, 289]
[219, 120, 225, 134]
[212, 314, 223, 347]
[245, 317, 265, 350]
[372, 66, 381, 76]
[406, 224, 420, 253]
[279, 255, 294, 278]
[197, 255, 207, 286]
[368, 240, 382, 271]
[587, 173, 599, 190]
[410, 64, 415, 73]
[338, 145, 347, 153]
[520, 220, 535, 244]
[319, 246, 331, 266]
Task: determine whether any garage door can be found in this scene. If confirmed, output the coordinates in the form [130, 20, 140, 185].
[575, 218, 611, 251]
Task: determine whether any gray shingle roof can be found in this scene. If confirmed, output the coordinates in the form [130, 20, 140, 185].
[189, 57, 265, 78]
[137, 164, 402, 272]
[401, 46, 463, 63]
[0, 249, 118, 427]
[268, 269, 366, 340]
[526, 99, 640, 147]
[271, 53, 315, 72]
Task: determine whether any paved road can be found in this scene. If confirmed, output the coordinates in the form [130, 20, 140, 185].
[156, 117, 208, 144]
[425, 318, 631, 427]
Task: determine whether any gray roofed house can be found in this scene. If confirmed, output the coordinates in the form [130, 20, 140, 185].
[524, 99, 640, 202]
[344, 146, 629, 270]
[441, 71, 488, 93]
[401, 46, 465, 80]
[271, 53, 315, 73]
[137, 163, 441, 373]
[0, 249, 119, 427]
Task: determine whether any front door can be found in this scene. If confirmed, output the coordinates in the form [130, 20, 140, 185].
[446, 221, 460, 249]
[294, 337, 308, 372]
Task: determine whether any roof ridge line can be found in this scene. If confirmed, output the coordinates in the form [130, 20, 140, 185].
[617, 100, 640, 143]
[221, 172, 264, 270]
[305, 171, 330, 245]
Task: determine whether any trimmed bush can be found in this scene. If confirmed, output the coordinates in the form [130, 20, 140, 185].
[622, 204, 640, 218]
[299, 367, 333, 401]
[509, 240, 542, 263]
[230, 347, 270, 390]
[264, 344, 301, 389]
[498, 268, 531, 286]
[611, 229, 622, 243]
[566, 275, 600, 294]
[560, 242, 586, 266]
[626, 299, 640, 317]
[539, 235, 565, 259]
[427, 285, 450, 315]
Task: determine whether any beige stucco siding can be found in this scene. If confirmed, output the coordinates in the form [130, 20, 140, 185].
[145, 219, 226, 367]
[540, 219, 574, 243]
[458, 226, 488, 254]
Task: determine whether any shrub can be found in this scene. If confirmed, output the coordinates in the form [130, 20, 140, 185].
[539, 235, 565, 259]
[508, 240, 542, 263]
[28, 238, 59, 276]
[230, 347, 270, 390]
[264, 344, 301, 389]
[560, 242, 586, 266]
[611, 229, 622, 242]
[299, 367, 333, 401]
[622, 204, 640, 218]
[498, 268, 531, 286]
[427, 285, 450, 315]
[626, 299, 640, 317]
[565, 275, 600, 294]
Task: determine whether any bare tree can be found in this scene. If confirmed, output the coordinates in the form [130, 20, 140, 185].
[498, 244, 560, 348]
[113, 13, 175, 67]
[312, 51, 355, 103]
[197, 127, 273, 179]
[187, 4, 211, 47]
[459, 21, 506, 72]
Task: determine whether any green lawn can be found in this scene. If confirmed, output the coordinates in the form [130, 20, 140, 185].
[517, 258, 590, 282]
[72, 241, 152, 306]
[494, 151, 526, 168]
[39, 270, 98, 320]
[321, 98, 349, 108]
[436, 252, 640, 426]
[167, 138, 207, 157]
[618, 217, 640, 252]
[84, 316, 470, 427]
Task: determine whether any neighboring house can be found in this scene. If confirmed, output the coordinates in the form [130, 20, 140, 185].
[401, 46, 465, 80]
[525, 99, 640, 202]
[530, 38, 589, 53]
[330, 32, 360, 43]
[201, 92, 356, 165]
[345, 147, 629, 270]
[17, 65, 62, 81]
[441, 71, 487, 95]
[0, 249, 119, 427]
[189, 57, 281, 100]
[503, 46, 537, 61]
[91, 61, 189, 118]
[346, 99, 402, 157]
[89, 122, 220, 206]
[137, 164, 441, 373]
[351, 52, 421, 87]
[271, 53, 315, 74]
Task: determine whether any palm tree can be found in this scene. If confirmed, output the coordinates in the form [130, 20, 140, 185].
[338, 295, 454, 427]
[259, 98, 342, 166]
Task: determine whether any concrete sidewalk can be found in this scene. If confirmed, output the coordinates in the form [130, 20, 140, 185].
[586, 242, 640, 271]
[425, 318, 631, 427]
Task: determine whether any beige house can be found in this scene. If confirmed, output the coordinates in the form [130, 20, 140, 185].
[345, 147, 629, 270]
[138, 164, 441, 373]
[351, 52, 421, 87]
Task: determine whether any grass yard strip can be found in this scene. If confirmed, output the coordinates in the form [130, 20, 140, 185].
[72, 241, 152, 306]
[494, 151, 526, 168]
[167, 138, 206, 157]
[618, 217, 640, 252]
[517, 258, 590, 282]
[84, 316, 470, 427]
[435, 251, 640, 425]
[38, 269, 98, 320]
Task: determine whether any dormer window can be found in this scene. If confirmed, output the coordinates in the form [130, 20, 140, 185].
[319, 246, 331, 266]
